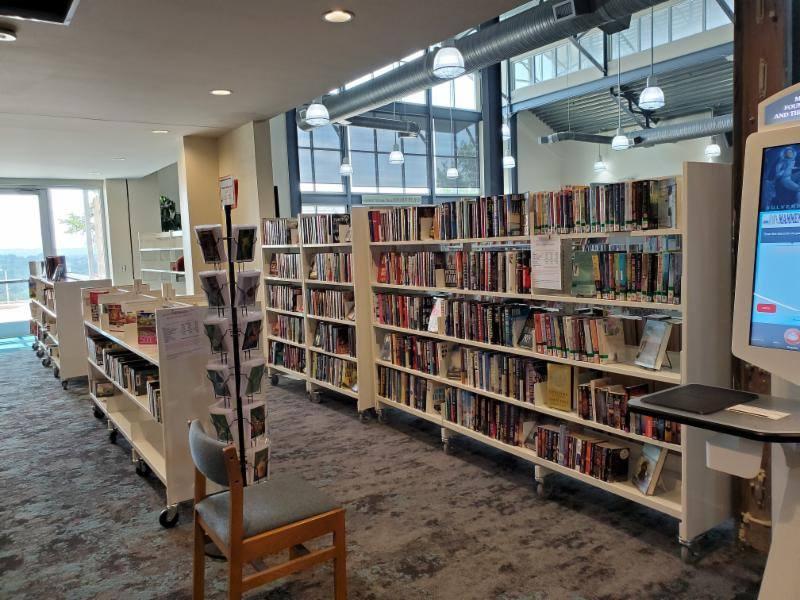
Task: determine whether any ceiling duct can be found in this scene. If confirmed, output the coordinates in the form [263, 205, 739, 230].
[298, 0, 664, 130]
[0, 0, 81, 24]
[346, 116, 420, 137]
[539, 131, 613, 144]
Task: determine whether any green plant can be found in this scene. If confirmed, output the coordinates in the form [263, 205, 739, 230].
[160, 195, 182, 232]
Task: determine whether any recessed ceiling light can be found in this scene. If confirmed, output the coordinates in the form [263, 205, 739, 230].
[0, 27, 16, 42]
[151, 129, 169, 134]
[210, 89, 232, 96]
[111, 157, 126, 161]
[323, 9, 354, 23]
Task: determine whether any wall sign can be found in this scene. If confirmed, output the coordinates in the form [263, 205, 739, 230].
[763, 91, 800, 127]
[361, 194, 422, 206]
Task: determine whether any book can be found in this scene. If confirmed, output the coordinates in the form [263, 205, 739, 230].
[235, 270, 261, 307]
[571, 251, 597, 298]
[203, 316, 232, 355]
[136, 311, 157, 345]
[239, 312, 263, 352]
[231, 225, 258, 262]
[199, 270, 229, 307]
[194, 225, 227, 264]
[634, 319, 673, 370]
[545, 363, 572, 411]
[632, 444, 668, 495]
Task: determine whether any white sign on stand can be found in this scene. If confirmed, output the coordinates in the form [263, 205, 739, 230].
[219, 175, 237, 208]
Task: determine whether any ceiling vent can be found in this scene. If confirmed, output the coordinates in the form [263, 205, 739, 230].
[0, 0, 80, 25]
[551, 0, 593, 21]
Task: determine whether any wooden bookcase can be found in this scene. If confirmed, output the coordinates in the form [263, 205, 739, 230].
[262, 215, 373, 417]
[351, 162, 733, 550]
[28, 275, 111, 388]
[81, 286, 209, 527]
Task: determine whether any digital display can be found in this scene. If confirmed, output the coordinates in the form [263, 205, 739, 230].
[750, 143, 800, 351]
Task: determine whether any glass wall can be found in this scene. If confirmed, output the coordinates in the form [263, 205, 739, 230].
[49, 188, 108, 279]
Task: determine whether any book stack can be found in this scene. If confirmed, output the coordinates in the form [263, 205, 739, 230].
[536, 424, 630, 483]
[308, 289, 354, 321]
[269, 342, 305, 373]
[271, 314, 304, 344]
[310, 252, 352, 283]
[630, 413, 682, 444]
[383, 333, 448, 376]
[443, 388, 528, 447]
[301, 214, 351, 244]
[375, 251, 438, 287]
[377, 366, 442, 412]
[373, 293, 435, 330]
[263, 218, 299, 245]
[433, 194, 529, 240]
[310, 354, 357, 391]
[531, 178, 678, 234]
[368, 207, 435, 242]
[268, 254, 301, 279]
[267, 285, 303, 313]
[313, 322, 355, 356]
[102, 347, 159, 397]
[454, 348, 546, 403]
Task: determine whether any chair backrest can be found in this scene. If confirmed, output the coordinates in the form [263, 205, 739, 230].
[188, 420, 231, 487]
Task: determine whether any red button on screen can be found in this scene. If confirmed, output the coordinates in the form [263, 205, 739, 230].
[757, 303, 777, 313]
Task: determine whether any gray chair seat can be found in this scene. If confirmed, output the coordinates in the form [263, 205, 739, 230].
[196, 474, 339, 546]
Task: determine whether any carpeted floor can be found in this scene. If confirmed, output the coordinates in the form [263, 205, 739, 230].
[0, 346, 765, 599]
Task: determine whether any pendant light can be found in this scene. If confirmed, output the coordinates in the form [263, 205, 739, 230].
[446, 103, 459, 179]
[388, 101, 405, 164]
[593, 146, 607, 173]
[339, 157, 353, 176]
[501, 122, 511, 141]
[446, 164, 459, 179]
[639, 7, 665, 111]
[305, 98, 330, 127]
[502, 155, 516, 169]
[704, 136, 721, 159]
[611, 34, 630, 151]
[432, 39, 466, 80]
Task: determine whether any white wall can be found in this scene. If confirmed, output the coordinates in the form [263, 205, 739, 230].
[103, 179, 134, 285]
[156, 163, 180, 207]
[516, 111, 732, 191]
[269, 113, 291, 217]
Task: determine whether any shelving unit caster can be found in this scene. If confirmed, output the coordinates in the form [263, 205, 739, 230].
[441, 427, 452, 454]
[159, 505, 179, 528]
[376, 409, 388, 424]
[35, 348, 44, 358]
[534, 465, 553, 499]
[42, 357, 51, 368]
[678, 538, 699, 565]
[308, 388, 322, 403]
[270, 374, 279, 386]
[108, 428, 118, 444]
[135, 458, 151, 477]
[93, 406, 104, 419]
[61, 380, 68, 390]
[358, 411, 368, 423]
[53, 367, 60, 379]
[31, 341, 38, 350]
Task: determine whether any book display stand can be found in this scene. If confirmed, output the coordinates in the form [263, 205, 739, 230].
[349, 161, 734, 553]
[262, 214, 374, 418]
[195, 211, 269, 487]
[82, 280, 209, 527]
[28, 269, 111, 389]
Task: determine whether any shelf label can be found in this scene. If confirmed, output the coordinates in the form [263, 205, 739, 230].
[362, 194, 422, 206]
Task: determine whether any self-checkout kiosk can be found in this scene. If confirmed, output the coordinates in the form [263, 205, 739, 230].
[630, 82, 800, 600]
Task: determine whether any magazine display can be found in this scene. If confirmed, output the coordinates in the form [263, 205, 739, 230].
[199, 220, 270, 485]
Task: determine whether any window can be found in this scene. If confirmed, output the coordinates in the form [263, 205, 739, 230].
[706, 0, 733, 29]
[434, 118, 480, 195]
[640, 7, 670, 50]
[343, 51, 426, 104]
[671, 0, 704, 40]
[578, 31, 604, 70]
[555, 43, 579, 77]
[298, 125, 344, 193]
[49, 188, 108, 279]
[513, 58, 532, 89]
[301, 204, 347, 214]
[432, 74, 480, 111]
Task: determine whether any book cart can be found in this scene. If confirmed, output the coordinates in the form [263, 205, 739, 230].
[82, 283, 209, 527]
[28, 272, 111, 389]
[351, 162, 734, 558]
[262, 215, 374, 418]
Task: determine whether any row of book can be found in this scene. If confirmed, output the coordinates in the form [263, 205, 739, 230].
[263, 218, 299, 246]
[528, 313, 625, 364]
[268, 253, 301, 279]
[441, 249, 531, 294]
[310, 352, 357, 391]
[147, 380, 162, 423]
[630, 413, 682, 444]
[301, 214, 351, 245]
[268, 341, 305, 373]
[90, 336, 159, 399]
[368, 206, 433, 242]
[535, 424, 629, 483]
[433, 195, 529, 240]
[312, 322, 355, 357]
[309, 252, 352, 283]
[270, 314, 304, 344]
[375, 251, 438, 287]
[531, 179, 678, 235]
[453, 348, 547, 404]
[308, 289, 355, 321]
[373, 292, 434, 331]
[267, 284, 304, 313]
[572, 247, 682, 304]
[377, 366, 441, 412]
[443, 388, 528, 447]
[382, 333, 446, 376]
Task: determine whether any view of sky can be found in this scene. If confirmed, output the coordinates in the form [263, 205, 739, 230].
[0, 189, 87, 252]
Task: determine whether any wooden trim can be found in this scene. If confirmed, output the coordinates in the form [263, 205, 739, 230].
[194, 513, 230, 560]
[241, 546, 337, 592]
[241, 509, 344, 563]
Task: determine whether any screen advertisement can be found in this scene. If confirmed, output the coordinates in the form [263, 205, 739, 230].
[750, 143, 800, 351]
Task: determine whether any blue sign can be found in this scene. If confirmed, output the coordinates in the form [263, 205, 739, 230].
[764, 91, 800, 127]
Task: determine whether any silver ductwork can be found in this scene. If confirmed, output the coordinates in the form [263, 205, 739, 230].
[627, 114, 733, 147]
[539, 131, 614, 144]
[347, 116, 420, 136]
[298, 0, 664, 130]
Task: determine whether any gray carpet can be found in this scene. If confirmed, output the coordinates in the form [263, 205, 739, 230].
[0, 346, 765, 599]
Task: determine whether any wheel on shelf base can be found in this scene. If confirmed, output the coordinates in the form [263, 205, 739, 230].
[358, 411, 368, 424]
[93, 406, 104, 419]
[377, 409, 388, 424]
[442, 439, 451, 455]
[42, 358, 51, 368]
[135, 459, 151, 477]
[536, 480, 552, 499]
[108, 428, 118, 444]
[270, 374, 279, 386]
[31, 341, 38, 350]
[53, 367, 60, 379]
[35, 349, 43, 358]
[61, 380, 68, 390]
[679, 540, 700, 565]
[308, 390, 322, 404]
[159, 506, 179, 529]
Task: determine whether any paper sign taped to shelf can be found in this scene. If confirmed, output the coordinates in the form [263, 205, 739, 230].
[219, 175, 238, 208]
[532, 237, 562, 290]
[156, 306, 204, 359]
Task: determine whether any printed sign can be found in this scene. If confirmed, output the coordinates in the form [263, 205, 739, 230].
[219, 175, 238, 208]
[763, 91, 800, 127]
[361, 194, 422, 206]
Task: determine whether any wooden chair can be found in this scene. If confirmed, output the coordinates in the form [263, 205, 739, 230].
[188, 420, 347, 599]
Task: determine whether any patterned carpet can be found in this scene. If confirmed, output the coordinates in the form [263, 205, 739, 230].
[0, 346, 765, 599]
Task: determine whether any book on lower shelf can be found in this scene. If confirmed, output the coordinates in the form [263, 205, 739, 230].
[262, 218, 299, 246]
[632, 444, 668, 496]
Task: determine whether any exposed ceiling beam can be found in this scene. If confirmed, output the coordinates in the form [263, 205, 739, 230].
[609, 88, 648, 128]
[569, 35, 606, 75]
[714, 0, 735, 23]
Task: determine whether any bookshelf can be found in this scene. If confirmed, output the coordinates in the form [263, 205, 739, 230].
[81, 285, 208, 527]
[262, 215, 373, 417]
[28, 273, 111, 388]
[351, 162, 733, 550]
[138, 231, 186, 295]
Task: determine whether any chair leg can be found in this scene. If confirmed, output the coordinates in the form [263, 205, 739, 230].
[228, 548, 243, 600]
[192, 517, 205, 600]
[333, 513, 347, 600]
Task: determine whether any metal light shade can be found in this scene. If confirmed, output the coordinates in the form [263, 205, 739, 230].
[446, 166, 459, 179]
[704, 142, 721, 159]
[593, 160, 607, 173]
[339, 158, 353, 176]
[433, 43, 466, 80]
[639, 76, 665, 111]
[305, 101, 330, 127]
[502, 155, 516, 169]
[501, 123, 511, 141]
[611, 128, 630, 151]
[388, 143, 404, 165]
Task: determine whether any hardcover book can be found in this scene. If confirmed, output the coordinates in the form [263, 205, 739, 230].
[634, 319, 673, 370]
[632, 444, 668, 495]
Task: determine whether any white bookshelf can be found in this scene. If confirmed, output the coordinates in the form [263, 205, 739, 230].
[137, 231, 185, 295]
[28, 274, 111, 388]
[81, 285, 208, 527]
[351, 162, 733, 550]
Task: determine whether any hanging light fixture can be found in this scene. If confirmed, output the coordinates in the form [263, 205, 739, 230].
[593, 146, 607, 173]
[432, 39, 466, 80]
[339, 157, 353, 176]
[611, 34, 630, 151]
[704, 136, 721, 159]
[502, 155, 516, 169]
[501, 122, 511, 141]
[639, 7, 665, 111]
[446, 164, 459, 179]
[305, 98, 330, 127]
[388, 101, 404, 164]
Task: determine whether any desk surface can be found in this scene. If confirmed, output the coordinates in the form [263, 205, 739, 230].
[629, 386, 800, 443]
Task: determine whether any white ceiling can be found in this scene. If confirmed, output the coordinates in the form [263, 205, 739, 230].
[0, 0, 520, 180]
